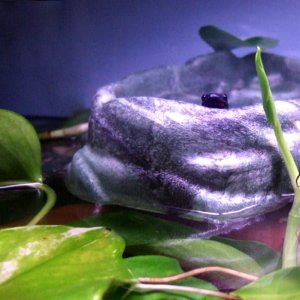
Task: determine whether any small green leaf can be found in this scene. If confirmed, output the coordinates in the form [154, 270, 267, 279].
[200, 26, 278, 51]
[104, 255, 218, 300]
[233, 267, 300, 300]
[127, 255, 190, 278]
[0, 109, 42, 182]
[199, 26, 246, 51]
[72, 211, 195, 246]
[0, 225, 132, 300]
[127, 255, 217, 299]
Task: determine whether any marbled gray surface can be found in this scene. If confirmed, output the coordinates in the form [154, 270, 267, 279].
[66, 95, 300, 224]
[66, 51, 300, 231]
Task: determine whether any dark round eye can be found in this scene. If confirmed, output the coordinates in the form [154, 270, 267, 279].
[201, 93, 228, 109]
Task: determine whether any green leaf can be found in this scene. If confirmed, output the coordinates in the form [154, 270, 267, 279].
[199, 26, 246, 51]
[0, 225, 132, 300]
[199, 26, 278, 51]
[255, 47, 299, 182]
[212, 237, 281, 273]
[104, 255, 218, 300]
[233, 267, 300, 300]
[126, 255, 218, 299]
[73, 211, 275, 275]
[72, 210, 196, 246]
[0, 109, 42, 182]
[245, 37, 278, 49]
[255, 47, 277, 126]
[143, 238, 262, 275]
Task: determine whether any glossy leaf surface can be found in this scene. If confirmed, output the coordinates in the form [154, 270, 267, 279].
[73, 211, 279, 275]
[233, 267, 300, 300]
[0, 109, 42, 182]
[213, 237, 281, 273]
[73, 211, 195, 245]
[0, 225, 132, 300]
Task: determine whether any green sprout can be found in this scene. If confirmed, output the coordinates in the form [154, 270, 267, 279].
[256, 47, 300, 268]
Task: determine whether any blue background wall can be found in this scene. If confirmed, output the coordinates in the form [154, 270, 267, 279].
[1, 0, 300, 116]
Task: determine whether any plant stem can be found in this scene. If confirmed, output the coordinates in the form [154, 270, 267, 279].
[134, 283, 241, 300]
[273, 120, 299, 189]
[282, 189, 300, 268]
[39, 122, 88, 140]
[139, 266, 258, 283]
[0, 181, 56, 226]
[273, 118, 300, 268]
[27, 183, 56, 225]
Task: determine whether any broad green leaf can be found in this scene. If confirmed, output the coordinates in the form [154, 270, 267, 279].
[200, 26, 278, 51]
[0, 225, 132, 300]
[104, 255, 218, 299]
[233, 267, 300, 300]
[73, 211, 272, 275]
[72, 211, 195, 246]
[142, 238, 262, 275]
[0, 109, 42, 182]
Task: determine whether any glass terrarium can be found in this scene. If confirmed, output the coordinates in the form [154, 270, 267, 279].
[1, 1, 300, 299]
